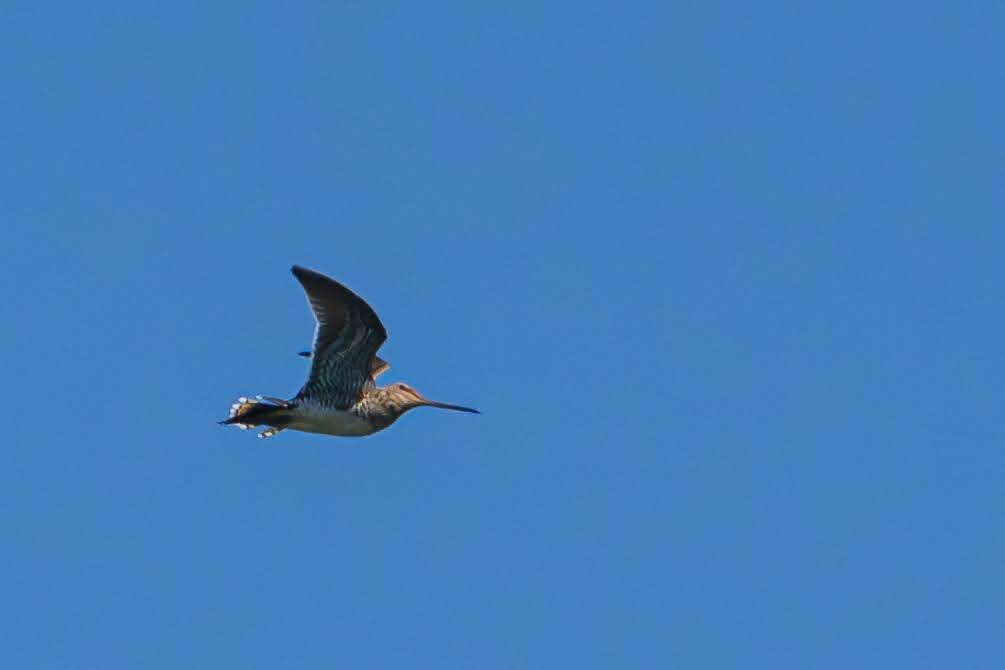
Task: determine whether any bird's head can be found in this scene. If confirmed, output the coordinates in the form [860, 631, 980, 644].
[386, 382, 480, 416]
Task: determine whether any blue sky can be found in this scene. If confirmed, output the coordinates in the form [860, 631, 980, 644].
[2, 1, 1003, 667]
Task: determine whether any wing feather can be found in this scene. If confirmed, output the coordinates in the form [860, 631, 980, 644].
[290, 266, 388, 408]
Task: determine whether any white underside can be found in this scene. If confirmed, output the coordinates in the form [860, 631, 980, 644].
[286, 406, 377, 437]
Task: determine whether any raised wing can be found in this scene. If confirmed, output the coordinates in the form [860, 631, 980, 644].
[291, 265, 388, 408]
[370, 355, 391, 379]
[297, 350, 390, 380]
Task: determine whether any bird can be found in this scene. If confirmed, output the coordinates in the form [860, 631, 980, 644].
[221, 265, 479, 439]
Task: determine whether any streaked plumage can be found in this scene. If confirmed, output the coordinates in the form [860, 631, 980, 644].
[221, 265, 479, 439]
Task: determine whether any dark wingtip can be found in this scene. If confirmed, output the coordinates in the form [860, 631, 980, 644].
[292, 264, 320, 280]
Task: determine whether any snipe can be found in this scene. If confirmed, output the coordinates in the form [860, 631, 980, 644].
[221, 265, 479, 439]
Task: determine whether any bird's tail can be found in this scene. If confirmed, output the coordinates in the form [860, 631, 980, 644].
[220, 396, 293, 434]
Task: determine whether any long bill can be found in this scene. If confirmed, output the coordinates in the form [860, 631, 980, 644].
[421, 399, 481, 414]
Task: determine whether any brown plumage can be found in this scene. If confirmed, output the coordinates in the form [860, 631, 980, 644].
[221, 265, 479, 439]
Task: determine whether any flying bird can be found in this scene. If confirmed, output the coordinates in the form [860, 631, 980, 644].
[221, 265, 479, 439]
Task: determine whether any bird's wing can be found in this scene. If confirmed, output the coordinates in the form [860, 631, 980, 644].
[298, 350, 390, 380]
[291, 265, 388, 408]
[371, 355, 391, 379]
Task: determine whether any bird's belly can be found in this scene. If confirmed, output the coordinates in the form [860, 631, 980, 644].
[288, 407, 376, 437]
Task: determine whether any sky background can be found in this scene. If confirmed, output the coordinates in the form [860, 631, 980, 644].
[2, 1, 1004, 667]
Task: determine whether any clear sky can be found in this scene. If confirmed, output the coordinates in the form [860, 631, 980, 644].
[2, 1, 1003, 667]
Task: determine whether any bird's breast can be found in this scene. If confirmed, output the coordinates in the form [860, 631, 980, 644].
[287, 403, 377, 437]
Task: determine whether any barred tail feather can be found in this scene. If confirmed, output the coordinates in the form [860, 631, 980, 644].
[221, 396, 292, 431]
